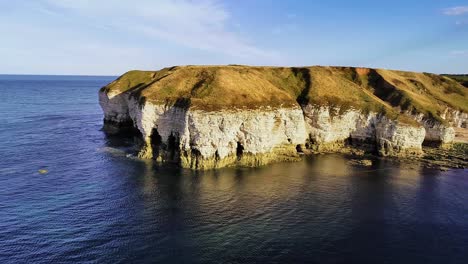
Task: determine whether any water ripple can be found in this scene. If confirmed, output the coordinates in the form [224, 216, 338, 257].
[1, 77, 468, 263]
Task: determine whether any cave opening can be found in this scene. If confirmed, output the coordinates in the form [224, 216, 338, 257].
[167, 132, 179, 160]
[150, 127, 163, 159]
[191, 148, 202, 169]
[382, 141, 390, 155]
[422, 139, 443, 148]
[296, 144, 304, 153]
[305, 134, 316, 149]
[236, 142, 244, 160]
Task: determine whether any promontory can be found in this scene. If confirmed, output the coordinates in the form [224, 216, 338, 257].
[99, 65, 468, 169]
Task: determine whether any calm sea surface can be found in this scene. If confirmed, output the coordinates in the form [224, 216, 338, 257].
[1, 75, 467, 264]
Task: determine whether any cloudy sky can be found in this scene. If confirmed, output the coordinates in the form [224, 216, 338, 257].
[1, 0, 467, 75]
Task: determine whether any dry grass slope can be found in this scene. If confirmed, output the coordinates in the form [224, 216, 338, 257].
[103, 65, 468, 125]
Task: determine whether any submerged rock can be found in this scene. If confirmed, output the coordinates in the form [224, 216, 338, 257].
[99, 66, 468, 169]
[349, 159, 373, 167]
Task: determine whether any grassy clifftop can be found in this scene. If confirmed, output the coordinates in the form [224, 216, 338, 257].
[102, 65, 468, 124]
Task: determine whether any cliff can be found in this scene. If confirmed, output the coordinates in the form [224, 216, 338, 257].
[99, 65, 468, 169]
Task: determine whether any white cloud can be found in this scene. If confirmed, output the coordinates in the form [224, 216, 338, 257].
[272, 24, 298, 35]
[443, 6, 468, 16]
[0, 20, 154, 75]
[450, 50, 468, 56]
[42, 0, 277, 59]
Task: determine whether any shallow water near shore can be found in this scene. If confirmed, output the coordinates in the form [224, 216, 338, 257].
[1, 75, 468, 263]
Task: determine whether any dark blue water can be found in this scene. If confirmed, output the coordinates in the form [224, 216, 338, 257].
[1, 75, 468, 264]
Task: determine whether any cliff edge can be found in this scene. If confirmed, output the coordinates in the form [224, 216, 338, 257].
[99, 65, 468, 169]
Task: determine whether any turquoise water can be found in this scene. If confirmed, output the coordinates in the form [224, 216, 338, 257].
[1, 75, 467, 263]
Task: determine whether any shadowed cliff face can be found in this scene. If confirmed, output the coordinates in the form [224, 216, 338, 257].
[99, 65, 468, 169]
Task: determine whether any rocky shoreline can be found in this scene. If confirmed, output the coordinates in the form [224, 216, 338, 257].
[303, 143, 468, 170]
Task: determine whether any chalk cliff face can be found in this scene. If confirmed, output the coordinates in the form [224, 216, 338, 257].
[301, 105, 425, 155]
[405, 107, 468, 144]
[99, 66, 467, 169]
[100, 92, 306, 169]
[442, 108, 468, 128]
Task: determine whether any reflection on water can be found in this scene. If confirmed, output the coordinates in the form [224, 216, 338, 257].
[1, 76, 468, 263]
[83, 143, 468, 263]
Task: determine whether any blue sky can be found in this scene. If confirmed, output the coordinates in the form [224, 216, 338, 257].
[1, 0, 467, 75]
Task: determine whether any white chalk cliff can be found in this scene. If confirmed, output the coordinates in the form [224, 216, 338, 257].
[99, 66, 468, 169]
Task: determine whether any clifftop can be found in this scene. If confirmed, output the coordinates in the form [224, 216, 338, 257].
[102, 65, 467, 124]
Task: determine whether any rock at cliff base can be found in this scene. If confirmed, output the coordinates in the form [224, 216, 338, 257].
[349, 159, 373, 167]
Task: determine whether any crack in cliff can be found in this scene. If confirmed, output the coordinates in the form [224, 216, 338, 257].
[292, 67, 312, 106]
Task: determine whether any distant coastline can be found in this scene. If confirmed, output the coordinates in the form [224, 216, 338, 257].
[0, 74, 118, 81]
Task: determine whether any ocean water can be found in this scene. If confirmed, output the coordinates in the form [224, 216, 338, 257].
[1, 75, 467, 264]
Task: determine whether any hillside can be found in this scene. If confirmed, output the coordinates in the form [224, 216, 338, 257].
[102, 65, 468, 124]
[443, 74, 468, 88]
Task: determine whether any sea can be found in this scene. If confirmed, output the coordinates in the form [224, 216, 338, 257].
[1, 75, 467, 264]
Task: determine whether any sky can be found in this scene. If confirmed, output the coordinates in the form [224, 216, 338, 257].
[1, 0, 467, 75]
